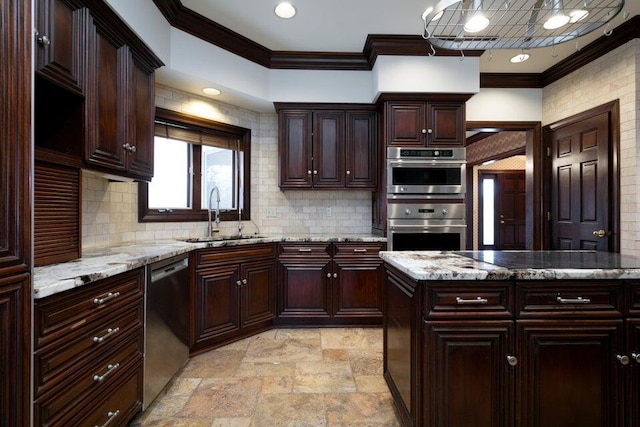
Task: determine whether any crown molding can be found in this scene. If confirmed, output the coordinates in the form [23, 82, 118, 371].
[152, 0, 638, 88]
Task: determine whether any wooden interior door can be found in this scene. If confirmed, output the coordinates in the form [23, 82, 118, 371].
[549, 111, 611, 250]
[497, 172, 526, 250]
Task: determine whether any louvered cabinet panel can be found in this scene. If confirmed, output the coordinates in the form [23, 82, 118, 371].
[34, 161, 81, 266]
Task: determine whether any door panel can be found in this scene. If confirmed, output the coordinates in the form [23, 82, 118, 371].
[313, 111, 345, 188]
[517, 321, 624, 427]
[497, 172, 526, 250]
[550, 112, 610, 250]
[240, 259, 276, 327]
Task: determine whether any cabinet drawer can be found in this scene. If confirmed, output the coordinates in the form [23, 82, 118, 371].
[627, 281, 640, 316]
[424, 282, 513, 319]
[34, 269, 144, 349]
[195, 243, 276, 267]
[516, 281, 624, 318]
[333, 242, 385, 258]
[34, 303, 143, 396]
[279, 242, 331, 257]
[34, 335, 143, 426]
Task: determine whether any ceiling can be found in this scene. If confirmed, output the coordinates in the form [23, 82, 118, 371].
[178, 0, 638, 73]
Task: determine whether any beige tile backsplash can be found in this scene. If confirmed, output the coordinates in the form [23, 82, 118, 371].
[82, 85, 373, 249]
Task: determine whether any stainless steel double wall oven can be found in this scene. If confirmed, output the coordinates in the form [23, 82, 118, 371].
[386, 147, 467, 251]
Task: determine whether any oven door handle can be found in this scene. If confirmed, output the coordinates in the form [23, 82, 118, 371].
[389, 224, 467, 230]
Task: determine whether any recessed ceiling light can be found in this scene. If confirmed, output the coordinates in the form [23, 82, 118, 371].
[510, 52, 530, 63]
[275, 2, 296, 19]
[202, 87, 221, 96]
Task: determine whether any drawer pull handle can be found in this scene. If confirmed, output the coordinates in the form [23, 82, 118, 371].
[631, 353, 640, 364]
[93, 327, 120, 343]
[456, 296, 488, 305]
[556, 296, 591, 304]
[93, 291, 120, 305]
[506, 355, 518, 366]
[298, 248, 312, 252]
[353, 249, 368, 253]
[93, 362, 120, 382]
[94, 409, 120, 427]
[617, 355, 630, 366]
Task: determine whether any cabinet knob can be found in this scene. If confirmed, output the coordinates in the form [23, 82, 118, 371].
[129, 144, 137, 153]
[333, 273, 337, 279]
[632, 353, 640, 364]
[346, 170, 351, 175]
[427, 128, 433, 134]
[327, 273, 332, 278]
[37, 34, 51, 46]
[506, 355, 518, 366]
[313, 170, 318, 175]
[617, 354, 630, 366]
[308, 170, 312, 175]
[421, 128, 427, 134]
[242, 278, 248, 285]
[236, 280, 242, 286]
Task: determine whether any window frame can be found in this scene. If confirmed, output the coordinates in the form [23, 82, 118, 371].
[138, 107, 251, 223]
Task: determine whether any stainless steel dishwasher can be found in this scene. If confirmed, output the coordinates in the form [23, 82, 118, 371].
[144, 254, 190, 409]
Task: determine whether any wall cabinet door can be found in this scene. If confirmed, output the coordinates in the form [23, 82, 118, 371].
[386, 102, 426, 146]
[517, 320, 625, 427]
[278, 110, 313, 188]
[192, 264, 241, 350]
[427, 102, 465, 146]
[313, 110, 345, 188]
[345, 111, 377, 188]
[35, 0, 86, 94]
[125, 60, 155, 179]
[423, 321, 514, 427]
[240, 259, 277, 328]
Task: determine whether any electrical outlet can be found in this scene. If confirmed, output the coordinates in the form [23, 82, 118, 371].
[266, 208, 276, 218]
[325, 207, 332, 218]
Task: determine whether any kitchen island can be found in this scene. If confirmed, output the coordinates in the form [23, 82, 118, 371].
[379, 250, 640, 427]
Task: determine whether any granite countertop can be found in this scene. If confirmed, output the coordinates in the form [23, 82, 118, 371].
[379, 250, 640, 281]
[33, 234, 386, 299]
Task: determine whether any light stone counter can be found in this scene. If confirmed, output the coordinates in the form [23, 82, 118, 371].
[379, 250, 640, 282]
[34, 235, 386, 299]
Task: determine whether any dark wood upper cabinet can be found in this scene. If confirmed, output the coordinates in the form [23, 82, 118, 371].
[84, 15, 157, 181]
[379, 94, 471, 148]
[276, 103, 377, 190]
[35, 0, 86, 95]
[35, 0, 163, 182]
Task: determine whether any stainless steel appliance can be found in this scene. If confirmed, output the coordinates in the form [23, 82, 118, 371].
[387, 203, 466, 251]
[144, 254, 190, 409]
[387, 147, 466, 197]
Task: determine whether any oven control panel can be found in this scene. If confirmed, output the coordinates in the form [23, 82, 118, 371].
[388, 203, 465, 220]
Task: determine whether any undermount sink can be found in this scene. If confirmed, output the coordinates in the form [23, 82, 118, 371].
[179, 235, 263, 243]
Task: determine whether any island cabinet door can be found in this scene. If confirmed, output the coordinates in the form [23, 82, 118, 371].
[423, 320, 515, 427]
[516, 320, 625, 427]
[628, 319, 640, 427]
[277, 258, 331, 320]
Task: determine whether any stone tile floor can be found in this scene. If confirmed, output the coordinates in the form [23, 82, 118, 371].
[131, 328, 401, 427]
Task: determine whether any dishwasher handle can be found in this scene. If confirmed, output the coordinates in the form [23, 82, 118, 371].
[150, 257, 189, 283]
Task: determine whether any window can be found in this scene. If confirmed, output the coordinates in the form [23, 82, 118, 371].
[138, 108, 251, 222]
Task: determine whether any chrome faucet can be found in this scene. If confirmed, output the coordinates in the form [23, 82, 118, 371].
[207, 186, 221, 238]
[238, 208, 243, 236]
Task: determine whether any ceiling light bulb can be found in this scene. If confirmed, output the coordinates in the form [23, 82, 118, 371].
[510, 52, 530, 63]
[543, 0, 570, 30]
[569, 9, 589, 23]
[202, 87, 221, 96]
[275, 2, 296, 19]
[464, 0, 489, 33]
[464, 13, 490, 32]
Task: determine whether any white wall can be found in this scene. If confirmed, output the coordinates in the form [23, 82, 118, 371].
[467, 88, 543, 122]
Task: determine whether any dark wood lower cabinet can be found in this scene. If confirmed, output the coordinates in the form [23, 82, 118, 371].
[383, 265, 637, 427]
[517, 320, 625, 427]
[190, 244, 277, 353]
[423, 321, 514, 427]
[276, 242, 384, 326]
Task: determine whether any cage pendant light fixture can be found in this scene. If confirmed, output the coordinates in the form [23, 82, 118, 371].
[422, 0, 625, 51]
